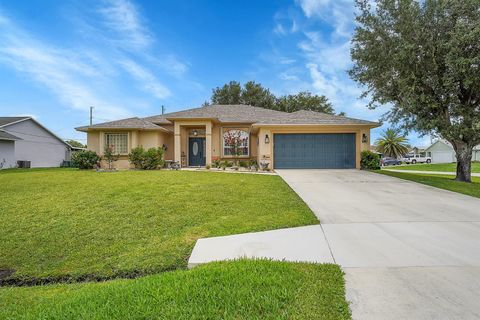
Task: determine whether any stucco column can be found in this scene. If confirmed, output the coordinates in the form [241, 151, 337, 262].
[131, 131, 138, 150]
[205, 121, 212, 166]
[174, 123, 181, 163]
[99, 131, 105, 155]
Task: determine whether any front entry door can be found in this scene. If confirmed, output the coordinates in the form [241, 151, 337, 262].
[189, 137, 206, 166]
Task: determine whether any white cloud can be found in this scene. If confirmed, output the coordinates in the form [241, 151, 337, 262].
[98, 0, 152, 50]
[0, 12, 131, 120]
[118, 59, 170, 99]
[279, 72, 300, 81]
[295, 0, 354, 39]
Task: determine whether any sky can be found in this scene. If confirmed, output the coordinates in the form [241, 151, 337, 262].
[0, 0, 429, 146]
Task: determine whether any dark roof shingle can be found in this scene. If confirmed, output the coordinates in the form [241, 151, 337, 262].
[76, 117, 168, 132]
[76, 105, 379, 131]
[0, 117, 30, 127]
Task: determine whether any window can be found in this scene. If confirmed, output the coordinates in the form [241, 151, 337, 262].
[105, 133, 128, 154]
[222, 128, 249, 157]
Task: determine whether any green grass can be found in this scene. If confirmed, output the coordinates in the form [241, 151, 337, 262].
[389, 162, 480, 173]
[0, 169, 317, 283]
[0, 260, 351, 320]
[376, 170, 480, 198]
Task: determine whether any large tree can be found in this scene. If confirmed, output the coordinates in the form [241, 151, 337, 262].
[211, 81, 243, 105]
[211, 81, 334, 114]
[350, 0, 480, 182]
[275, 91, 334, 113]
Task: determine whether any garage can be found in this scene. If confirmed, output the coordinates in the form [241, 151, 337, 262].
[273, 133, 356, 169]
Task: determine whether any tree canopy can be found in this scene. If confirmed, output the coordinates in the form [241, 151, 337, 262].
[350, 0, 480, 182]
[211, 81, 335, 114]
[66, 140, 86, 148]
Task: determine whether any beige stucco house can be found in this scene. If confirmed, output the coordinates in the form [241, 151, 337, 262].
[76, 104, 379, 169]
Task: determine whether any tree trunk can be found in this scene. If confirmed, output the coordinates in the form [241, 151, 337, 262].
[452, 141, 473, 183]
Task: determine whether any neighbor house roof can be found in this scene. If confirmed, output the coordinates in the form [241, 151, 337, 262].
[0, 116, 72, 148]
[0, 117, 31, 127]
[77, 104, 379, 131]
[0, 129, 22, 141]
[76, 117, 171, 132]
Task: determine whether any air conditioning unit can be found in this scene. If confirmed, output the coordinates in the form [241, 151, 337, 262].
[17, 160, 31, 168]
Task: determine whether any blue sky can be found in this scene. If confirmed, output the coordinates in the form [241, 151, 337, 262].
[0, 0, 428, 145]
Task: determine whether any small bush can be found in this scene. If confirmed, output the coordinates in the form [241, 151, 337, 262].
[361, 150, 380, 170]
[212, 159, 221, 168]
[71, 150, 100, 169]
[248, 159, 258, 170]
[206, 164, 211, 170]
[238, 160, 248, 168]
[128, 146, 165, 170]
[128, 146, 145, 169]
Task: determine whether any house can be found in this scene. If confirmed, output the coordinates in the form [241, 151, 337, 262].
[0, 117, 73, 169]
[409, 146, 426, 156]
[424, 140, 480, 163]
[76, 104, 379, 169]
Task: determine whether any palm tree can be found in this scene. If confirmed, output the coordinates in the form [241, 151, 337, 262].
[375, 129, 409, 158]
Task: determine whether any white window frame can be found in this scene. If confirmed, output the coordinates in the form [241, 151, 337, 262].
[221, 127, 250, 158]
[105, 132, 129, 155]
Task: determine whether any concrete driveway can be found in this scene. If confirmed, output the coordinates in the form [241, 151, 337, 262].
[277, 169, 480, 319]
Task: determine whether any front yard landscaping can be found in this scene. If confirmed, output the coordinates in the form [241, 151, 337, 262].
[377, 170, 480, 198]
[0, 169, 317, 284]
[0, 259, 351, 320]
[389, 162, 480, 173]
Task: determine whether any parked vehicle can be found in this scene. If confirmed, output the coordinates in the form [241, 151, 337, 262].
[402, 154, 432, 164]
[381, 157, 402, 166]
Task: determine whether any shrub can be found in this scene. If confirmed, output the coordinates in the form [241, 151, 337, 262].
[206, 164, 211, 170]
[128, 146, 145, 169]
[238, 160, 248, 168]
[128, 146, 165, 170]
[71, 150, 100, 169]
[212, 159, 221, 168]
[360, 150, 380, 170]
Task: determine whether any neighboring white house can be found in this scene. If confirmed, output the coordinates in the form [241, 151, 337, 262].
[424, 140, 480, 163]
[0, 117, 72, 169]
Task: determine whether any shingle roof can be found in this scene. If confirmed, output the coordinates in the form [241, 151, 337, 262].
[0, 129, 22, 141]
[263, 110, 378, 125]
[76, 105, 379, 131]
[76, 117, 169, 132]
[0, 117, 30, 127]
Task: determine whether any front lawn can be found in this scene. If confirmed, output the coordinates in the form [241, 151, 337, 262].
[377, 170, 480, 198]
[0, 260, 351, 320]
[0, 169, 317, 284]
[389, 162, 480, 173]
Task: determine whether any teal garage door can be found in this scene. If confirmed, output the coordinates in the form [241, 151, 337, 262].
[274, 133, 356, 169]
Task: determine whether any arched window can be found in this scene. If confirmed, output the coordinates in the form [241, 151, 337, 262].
[222, 128, 249, 157]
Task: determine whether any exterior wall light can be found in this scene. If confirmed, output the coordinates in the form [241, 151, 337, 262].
[362, 133, 368, 143]
[192, 129, 198, 136]
[265, 134, 270, 144]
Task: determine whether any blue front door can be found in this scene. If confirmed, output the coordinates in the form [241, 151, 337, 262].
[189, 137, 206, 166]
